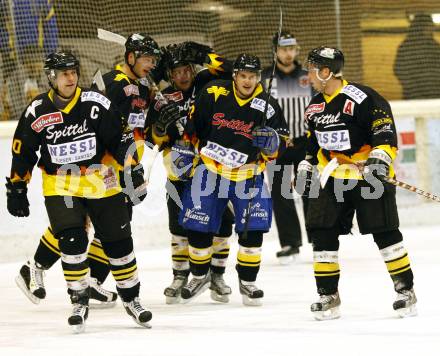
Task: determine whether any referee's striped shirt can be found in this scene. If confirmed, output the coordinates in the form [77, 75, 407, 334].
[262, 65, 314, 139]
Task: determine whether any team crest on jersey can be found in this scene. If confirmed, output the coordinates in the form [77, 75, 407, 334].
[299, 75, 310, 88]
[341, 85, 367, 104]
[31, 112, 63, 133]
[207, 86, 229, 102]
[305, 103, 325, 119]
[123, 84, 140, 96]
[343, 99, 355, 116]
[250, 98, 275, 119]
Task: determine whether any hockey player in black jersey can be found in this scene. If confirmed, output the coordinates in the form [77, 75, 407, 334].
[6, 52, 152, 332]
[172, 53, 289, 306]
[297, 46, 417, 319]
[262, 30, 314, 264]
[13, 33, 160, 308]
[146, 42, 235, 304]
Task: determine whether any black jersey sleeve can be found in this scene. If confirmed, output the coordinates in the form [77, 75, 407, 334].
[185, 87, 213, 143]
[10, 105, 42, 182]
[365, 92, 398, 149]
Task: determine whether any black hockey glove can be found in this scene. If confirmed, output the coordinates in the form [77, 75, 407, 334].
[178, 41, 212, 65]
[362, 149, 392, 183]
[155, 102, 181, 136]
[123, 164, 147, 206]
[295, 159, 314, 198]
[5, 178, 30, 217]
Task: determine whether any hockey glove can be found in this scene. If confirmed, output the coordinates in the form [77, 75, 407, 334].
[252, 126, 280, 156]
[155, 102, 181, 136]
[362, 149, 392, 183]
[5, 178, 30, 217]
[295, 159, 314, 198]
[178, 41, 212, 65]
[171, 142, 195, 181]
[123, 164, 147, 206]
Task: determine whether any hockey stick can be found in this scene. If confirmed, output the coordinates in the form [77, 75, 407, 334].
[97, 28, 126, 46]
[384, 176, 440, 202]
[242, 6, 283, 239]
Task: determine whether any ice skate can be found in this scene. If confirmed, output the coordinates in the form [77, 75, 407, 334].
[276, 246, 300, 265]
[123, 297, 152, 328]
[89, 277, 118, 309]
[164, 273, 188, 304]
[180, 273, 211, 303]
[311, 292, 341, 320]
[210, 273, 232, 303]
[239, 279, 264, 306]
[393, 288, 417, 318]
[15, 260, 46, 304]
[68, 288, 89, 334]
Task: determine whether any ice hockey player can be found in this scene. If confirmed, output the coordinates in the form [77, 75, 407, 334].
[297, 46, 417, 320]
[6, 51, 152, 332]
[146, 41, 235, 304]
[262, 30, 314, 264]
[13, 33, 160, 308]
[172, 53, 289, 306]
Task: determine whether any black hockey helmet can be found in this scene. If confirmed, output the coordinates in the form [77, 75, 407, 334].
[233, 53, 262, 73]
[163, 43, 191, 70]
[273, 30, 298, 48]
[306, 46, 344, 77]
[44, 51, 80, 75]
[125, 33, 161, 62]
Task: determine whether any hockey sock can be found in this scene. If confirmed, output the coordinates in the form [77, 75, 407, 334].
[34, 226, 61, 269]
[210, 236, 230, 274]
[100, 238, 140, 302]
[188, 231, 213, 276]
[310, 228, 340, 295]
[373, 230, 414, 291]
[171, 234, 189, 274]
[87, 238, 111, 284]
[58, 228, 89, 291]
[236, 231, 263, 282]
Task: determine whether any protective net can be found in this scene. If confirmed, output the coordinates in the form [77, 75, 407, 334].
[1, 0, 440, 121]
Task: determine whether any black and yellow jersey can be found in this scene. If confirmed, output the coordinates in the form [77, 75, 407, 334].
[305, 80, 398, 180]
[186, 79, 289, 181]
[146, 53, 233, 180]
[100, 69, 151, 162]
[10, 87, 125, 198]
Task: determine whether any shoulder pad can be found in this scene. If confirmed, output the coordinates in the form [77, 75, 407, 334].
[341, 84, 367, 104]
[81, 91, 111, 110]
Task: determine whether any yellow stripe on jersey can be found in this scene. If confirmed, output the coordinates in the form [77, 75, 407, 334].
[316, 144, 397, 180]
[232, 82, 263, 107]
[41, 157, 122, 198]
[114, 73, 130, 83]
[323, 80, 348, 104]
[48, 87, 81, 114]
[206, 53, 225, 75]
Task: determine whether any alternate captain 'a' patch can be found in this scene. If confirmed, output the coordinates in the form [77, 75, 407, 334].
[207, 86, 230, 102]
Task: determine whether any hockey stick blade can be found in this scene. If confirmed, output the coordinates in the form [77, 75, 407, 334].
[320, 157, 339, 188]
[97, 28, 126, 46]
[92, 69, 106, 93]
